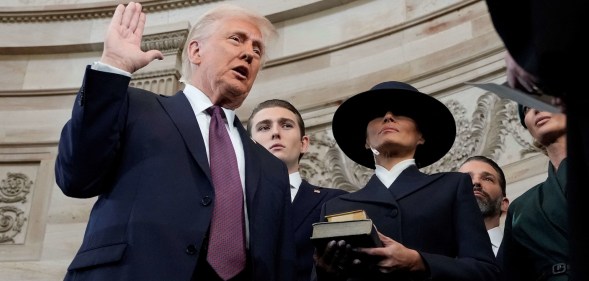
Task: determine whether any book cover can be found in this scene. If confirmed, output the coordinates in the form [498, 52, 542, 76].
[466, 82, 560, 113]
[311, 211, 383, 250]
[325, 209, 368, 222]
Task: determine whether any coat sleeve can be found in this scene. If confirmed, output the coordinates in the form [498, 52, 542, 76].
[55, 66, 131, 198]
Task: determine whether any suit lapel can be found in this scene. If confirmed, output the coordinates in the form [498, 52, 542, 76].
[292, 181, 326, 230]
[157, 91, 212, 183]
[339, 175, 397, 206]
[339, 167, 443, 205]
[234, 115, 261, 208]
[389, 166, 443, 200]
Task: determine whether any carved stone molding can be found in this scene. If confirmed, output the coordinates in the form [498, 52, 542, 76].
[131, 69, 182, 96]
[266, 0, 480, 68]
[0, 0, 218, 23]
[142, 29, 188, 56]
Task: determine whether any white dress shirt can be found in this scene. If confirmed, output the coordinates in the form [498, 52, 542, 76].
[289, 172, 303, 202]
[487, 226, 503, 256]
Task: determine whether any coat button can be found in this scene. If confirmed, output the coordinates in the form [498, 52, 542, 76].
[390, 207, 399, 218]
[78, 92, 85, 106]
[201, 196, 212, 206]
[185, 244, 197, 255]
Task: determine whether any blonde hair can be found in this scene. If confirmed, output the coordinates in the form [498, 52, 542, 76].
[179, 4, 277, 84]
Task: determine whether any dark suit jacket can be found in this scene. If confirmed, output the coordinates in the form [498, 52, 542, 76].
[55, 67, 296, 281]
[317, 166, 500, 281]
[498, 160, 569, 281]
[293, 180, 348, 281]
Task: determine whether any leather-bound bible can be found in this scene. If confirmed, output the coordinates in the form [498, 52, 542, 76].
[311, 209, 383, 250]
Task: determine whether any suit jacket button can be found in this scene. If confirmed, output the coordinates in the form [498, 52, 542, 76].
[390, 208, 399, 218]
[78, 92, 85, 106]
[185, 244, 197, 255]
[201, 196, 212, 206]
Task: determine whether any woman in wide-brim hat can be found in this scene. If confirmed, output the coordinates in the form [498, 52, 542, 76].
[313, 81, 500, 281]
[331, 81, 455, 169]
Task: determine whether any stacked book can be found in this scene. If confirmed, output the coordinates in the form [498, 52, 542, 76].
[311, 209, 383, 250]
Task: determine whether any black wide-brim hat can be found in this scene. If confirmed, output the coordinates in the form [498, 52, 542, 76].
[332, 81, 456, 169]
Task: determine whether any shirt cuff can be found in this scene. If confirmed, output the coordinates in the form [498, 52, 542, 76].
[91, 61, 132, 77]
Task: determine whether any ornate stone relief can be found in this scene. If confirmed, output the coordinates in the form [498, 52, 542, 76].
[300, 93, 539, 191]
[0, 172, 33, 244]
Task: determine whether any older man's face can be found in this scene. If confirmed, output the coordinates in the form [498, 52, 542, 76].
[190, 18, 264, 109]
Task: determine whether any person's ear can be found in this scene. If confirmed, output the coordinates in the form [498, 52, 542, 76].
[300, 135, 310, 154]
[187, 40, 202, 65]
[501, 197, 510, 213]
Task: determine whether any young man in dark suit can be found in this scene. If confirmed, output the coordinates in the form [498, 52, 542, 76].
[247, 99, 348, 281]
[313, 81, 500, 281]
[54, 2, 295, 280]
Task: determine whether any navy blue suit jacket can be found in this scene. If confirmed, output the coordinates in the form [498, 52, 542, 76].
[317, 166, 500, 281]
[293, 181, 347, 281]
[55, 67, 296, 281]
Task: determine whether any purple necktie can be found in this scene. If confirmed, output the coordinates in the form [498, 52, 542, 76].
[206, 105, 246, 280]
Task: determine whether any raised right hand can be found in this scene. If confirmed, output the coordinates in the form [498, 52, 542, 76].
[100, 2, 163, 73]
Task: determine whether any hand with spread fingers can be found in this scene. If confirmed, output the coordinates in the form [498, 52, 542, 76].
[101, 2, 163, 73]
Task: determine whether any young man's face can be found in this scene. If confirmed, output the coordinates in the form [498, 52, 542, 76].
[250, 107, 309, 173]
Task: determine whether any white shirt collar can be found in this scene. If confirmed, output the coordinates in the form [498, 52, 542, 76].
[289, 172, 302, 188]
[487, 226, 503, 256]
[374, 159, 416, 188]
[182, 83, 236, 132]
[289, 172, 302, 202]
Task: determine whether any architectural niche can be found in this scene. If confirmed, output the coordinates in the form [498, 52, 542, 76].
[300, 93, 539, 191]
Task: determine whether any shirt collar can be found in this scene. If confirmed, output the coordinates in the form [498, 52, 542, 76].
[289, 172, 302, 189]
[487, 226, 503, 247]
[487, 226, 503, 256]
[374, 159, 416, 188]
[183, 83, 237, 131]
